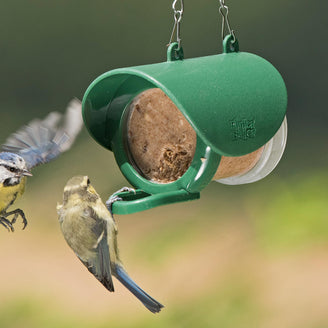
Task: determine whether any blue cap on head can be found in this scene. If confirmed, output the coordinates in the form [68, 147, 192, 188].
[0, 152, 24, 164]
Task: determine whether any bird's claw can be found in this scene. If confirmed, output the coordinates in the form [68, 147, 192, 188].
[0, 209, 28, 231]
[105, 187, 136, 215]
[10, 210, 28, 230]
[114, 187, 136, 195]
[0, 217, 15, 232]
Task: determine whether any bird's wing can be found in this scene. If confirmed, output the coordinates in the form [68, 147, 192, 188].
[77, 207, 115, 292]
[1, 98, 83, 169]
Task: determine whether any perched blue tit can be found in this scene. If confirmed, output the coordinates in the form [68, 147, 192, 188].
[0, 99, 83, 231]
[57, 176, 164, 314]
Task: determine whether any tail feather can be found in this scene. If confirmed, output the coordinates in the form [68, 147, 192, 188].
[114, 265, 164, 314]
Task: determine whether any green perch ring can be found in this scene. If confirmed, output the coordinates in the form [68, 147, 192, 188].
[82, 35, 288, 215]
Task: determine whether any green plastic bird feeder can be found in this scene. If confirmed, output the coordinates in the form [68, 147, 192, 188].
[82, 36, 287, 214]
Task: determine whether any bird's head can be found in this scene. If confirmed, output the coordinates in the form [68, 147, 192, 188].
[62, 175, 99, 203]
[0, 152, 32, 186]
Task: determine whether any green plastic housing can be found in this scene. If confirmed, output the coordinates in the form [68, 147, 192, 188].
[82, 36, 287, 214]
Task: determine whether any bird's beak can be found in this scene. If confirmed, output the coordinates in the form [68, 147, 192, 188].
[22, 169, 33, 177]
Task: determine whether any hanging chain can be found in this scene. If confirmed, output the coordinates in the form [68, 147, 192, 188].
[168, 0, 184, 49]
[219, 0, 236, 42]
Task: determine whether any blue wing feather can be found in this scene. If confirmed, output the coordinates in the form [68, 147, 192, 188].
[1, 99, 83, 169]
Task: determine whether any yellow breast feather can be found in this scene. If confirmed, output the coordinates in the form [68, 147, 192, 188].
[0, 177, 26, 213]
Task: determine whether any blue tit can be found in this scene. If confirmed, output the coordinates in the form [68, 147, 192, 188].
[57, 176, 164, 314]
[0, 99, 83, 231]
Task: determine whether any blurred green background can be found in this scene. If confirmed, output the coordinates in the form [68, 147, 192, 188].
[0, 1, 327, 327]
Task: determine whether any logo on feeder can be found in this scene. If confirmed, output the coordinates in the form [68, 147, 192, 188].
[231, 119, 256, 141]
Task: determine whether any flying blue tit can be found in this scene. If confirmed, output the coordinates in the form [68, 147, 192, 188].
[57, 176, 164, 314]
[0, 99, 83, 231]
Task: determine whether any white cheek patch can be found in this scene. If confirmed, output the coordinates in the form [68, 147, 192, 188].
[0, 166, 15, 181]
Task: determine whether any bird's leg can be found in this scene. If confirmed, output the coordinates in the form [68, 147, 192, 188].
[0, 216, 15, 232]
[3, 209, 28, 230]
[105, 187, 136, 216]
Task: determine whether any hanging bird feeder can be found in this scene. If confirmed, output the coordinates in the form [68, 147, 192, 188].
[82, 0, 287, 215]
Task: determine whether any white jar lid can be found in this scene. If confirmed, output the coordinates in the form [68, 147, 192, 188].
[216, 116, 287, 185]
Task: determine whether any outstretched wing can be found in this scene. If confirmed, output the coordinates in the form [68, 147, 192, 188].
[1, 98, 83, 169]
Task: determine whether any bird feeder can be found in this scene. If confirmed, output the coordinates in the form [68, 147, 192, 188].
[82, 35, 287, 214]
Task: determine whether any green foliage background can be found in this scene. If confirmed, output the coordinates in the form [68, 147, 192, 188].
[0, 1, 327, 327]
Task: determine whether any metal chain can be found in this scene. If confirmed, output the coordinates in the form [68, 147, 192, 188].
[219, 0, 236, 42]
[168, 0, 184, 49]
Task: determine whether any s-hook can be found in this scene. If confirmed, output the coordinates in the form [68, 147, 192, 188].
[219, 0, 236, 43]
[168, 0, 184, 50]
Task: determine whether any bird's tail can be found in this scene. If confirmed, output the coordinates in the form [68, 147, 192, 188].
[114, 264, 164, 314]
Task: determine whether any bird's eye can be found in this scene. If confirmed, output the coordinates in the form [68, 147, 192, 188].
[3, 165, 18, 173]
[87, 178, 90, 185]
